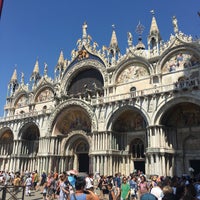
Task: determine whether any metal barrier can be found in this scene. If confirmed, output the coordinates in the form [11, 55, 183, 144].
[0, 185, 25, 200]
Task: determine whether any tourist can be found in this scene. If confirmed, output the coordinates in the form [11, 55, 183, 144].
[182, 181, 197, 200]
[150, 182, 163, 200]
[13, 173, 21, 193]
[107, 182, 117, 200]
[102, 175, 109, 199]
[129, 175, 138, 200]
[85, 173, 94, 190]
[113, 180, 121, 200]
[42, 181, 48, 200]
[33, 170, 39, 190]
[138, 175, 149, 199]
[162, 185, 176, 200]
[58, 174, 69, 200]
[69, 176, 99, 200]
[121, 177, 130, 200]
[24, 174, 32, 196]
[46, 173, 56, 199]
[194, 177, 200, 200]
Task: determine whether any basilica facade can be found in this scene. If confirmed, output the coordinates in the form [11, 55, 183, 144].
[0, 14, 200, 177]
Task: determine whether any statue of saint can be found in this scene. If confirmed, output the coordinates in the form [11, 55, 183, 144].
[172, 16, 178, 33]
[127, 32, 133, 47]
[21, 72, 24, 84]
[82, 22, 88, 39]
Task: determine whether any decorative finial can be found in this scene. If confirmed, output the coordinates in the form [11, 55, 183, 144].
[136, 21, 145, 37]
[150, 10, 155, 15]
[112, 24, 115, 30]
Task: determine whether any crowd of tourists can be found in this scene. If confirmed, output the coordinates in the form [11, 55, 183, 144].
[0, 169, 200, 200]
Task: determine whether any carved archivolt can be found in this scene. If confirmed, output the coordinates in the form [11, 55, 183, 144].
[158, 46, 200, 74]
[162, 51, 200, 73]
[35, 88, 54, 103]
[116, 65, 149, 84]
[106, 105, 149, 131]
[152, 95, 200, 125]
[47, 99, 97, 136]
[61, 59, 107, 93]
[14, 94, 28, 108]
[60, 130, 91, 155]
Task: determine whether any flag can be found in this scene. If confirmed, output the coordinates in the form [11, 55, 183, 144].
[0, 0, 3, 18]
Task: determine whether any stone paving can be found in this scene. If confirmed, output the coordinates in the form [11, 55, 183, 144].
[0, 187, 43, 200]
[24, 190, 43, 200]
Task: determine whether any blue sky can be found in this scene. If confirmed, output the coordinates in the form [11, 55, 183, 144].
[0, 0, 199, 116]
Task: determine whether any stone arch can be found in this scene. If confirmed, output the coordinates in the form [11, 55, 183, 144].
[60, 130, 91, 172]
[106, 105, 149, 131]
[158, 46, 200, 74]
[60, 130, 91, 155]
[0, 127, 13, 139]
[62, 59, 107, 94]
[13, 93, 28, 108]
[34, 86, 54, 103]
[67, 68, 104, 97]
[19, 122, 40, 140]
[0, 127, 14, 155]
[114, 58, 152, 85]
[17, 122, 40, 156]
[153, 96, 200, 125]
[52, 106, 91, 136]
[48, 99, 98, 136]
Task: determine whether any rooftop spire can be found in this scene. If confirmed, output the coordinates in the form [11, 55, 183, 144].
[148, 10, 161, 51]
[58, 50, 65, 65]
[33, 59, 39, 74]
[10, 69, 17, 83]
[8, 68, 19, 96]
[30, 59, 41, 86]
[109, 25, 119, 51]
[149, 10, 161, 39]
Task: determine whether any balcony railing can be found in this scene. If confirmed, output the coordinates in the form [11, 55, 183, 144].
[91, 77, 200, 105]
[0, 109, 53, 122]
[0, 77, 199, 122]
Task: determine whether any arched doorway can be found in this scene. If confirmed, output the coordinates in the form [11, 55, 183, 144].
[184, 136, 200, 176]
[130, 138, 145, 173]
[160, 102, 200, 176]
[110, 108, 147, 175]
[19, 122, 40, 171]
[75, 140, 90, 173]
[65, 135, 90, 173]
[0, 128, 14, 170]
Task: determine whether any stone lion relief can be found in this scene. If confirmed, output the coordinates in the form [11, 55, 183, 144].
[117, 65, 149, 84]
